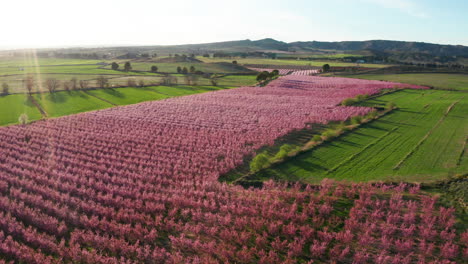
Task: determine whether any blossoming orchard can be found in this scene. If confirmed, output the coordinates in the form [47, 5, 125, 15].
[0, 75, 465, 263]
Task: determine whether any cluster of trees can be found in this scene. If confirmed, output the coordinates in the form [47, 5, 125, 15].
[256, 69, 279, 82]
[111, 62, 133, 72]
[176, 66, 203, 75]
[161, 75, 178, 86]
[111, 62, 158, 73]
[126, 78, 146, 87]
[18, 75, 100, 94]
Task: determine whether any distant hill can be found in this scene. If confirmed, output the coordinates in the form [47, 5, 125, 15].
[9, 38, 467, 65]
[289, 40, 468, 57]
[173, 38, 468, 57]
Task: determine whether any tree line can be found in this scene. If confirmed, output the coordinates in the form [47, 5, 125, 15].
[111, 62, 158, 73]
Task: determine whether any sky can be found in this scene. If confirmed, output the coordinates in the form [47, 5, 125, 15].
[1, 0, 467, 49]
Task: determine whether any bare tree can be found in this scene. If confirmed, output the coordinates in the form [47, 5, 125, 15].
[70, 77, 78, 90]
[63, 81, 71, 91]
[45, 78, 60, 93]
[185, 74, 199, 86]
[127, 78, 137, 87]
[96, 76, 109, 88]
[79, 80, 89, 90]
[210, 76, 219, 86]
[138, 79, 145, 87]
[24, 74, 35, 94]
[2, 83, 9, 95]
[161, 75, 178, 86]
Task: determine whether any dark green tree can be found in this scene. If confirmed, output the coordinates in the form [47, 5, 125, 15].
[189, 66, 196, 73]
[111, 62, 119, 70]
[177, 66, 182, 73]
[256, 71, 270, 82]
[151, 65, 158, 73]
[124, 62, 132, 72]
[182, 67, 188, 74]
[322, 64, 330, 72]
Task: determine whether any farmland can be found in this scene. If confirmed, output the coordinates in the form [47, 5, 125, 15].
[0, 75, 465, 263]
[250, 89, 467, 183]
[0, 56, 259, 126]
[0, 56, 258, 94]
[341, 73, 468, 91]
[106, 61, 255, 74]
[0, 94, 42, 126]
[198, 57, 391, 68]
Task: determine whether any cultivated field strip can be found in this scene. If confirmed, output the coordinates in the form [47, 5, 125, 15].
[264, 89, 468, 182]
[394, 98, 464, 170]
[3, 76, 462, 263]
[247, 68, 320, 75]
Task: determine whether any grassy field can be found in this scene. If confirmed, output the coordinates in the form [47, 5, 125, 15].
[0, 57, 102, 67]
[250, 89, 467, 183]
[87, 86, 228, 105]
[342, 73, 468, 91]
[33, 91, 114, 117]
[105, 62, 254, 74]
[198, 57, 391, 68]
[0, 94, 43, 126]
[1, 73, 257, 94]
[0, 65, 157, 76]
[276, 53, 366, 59]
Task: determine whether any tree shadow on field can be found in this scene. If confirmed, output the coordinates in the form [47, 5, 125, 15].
[339, 139, 361, 147]
[398, 109, 424, 114]
[351, 130, 378, 139]
[24, 96, 36, 107]
[379, 119, 417, 127]
[289, 159, 328, 173]
[104, 88, 124, 98]
[360, 123, 390, 131]
[46, 92, 67, 103]
[76, 91, 89, 99]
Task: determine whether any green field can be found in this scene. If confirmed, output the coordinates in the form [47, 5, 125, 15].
[342, 73, 468, 91]
[109, 62, 254, 74]
[0, 58, 102, 67]
[250, 89, 468, 183]
[0, 94, 43, 126]
[198, 57, 391, 68]
[33, 91, 114, 117]
[87, 86, 228, 106]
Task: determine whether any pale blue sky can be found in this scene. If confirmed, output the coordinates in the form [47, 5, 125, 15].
[1, 0, 467, 48]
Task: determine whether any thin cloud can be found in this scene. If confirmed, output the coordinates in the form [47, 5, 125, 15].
[364, 0, 429, 18]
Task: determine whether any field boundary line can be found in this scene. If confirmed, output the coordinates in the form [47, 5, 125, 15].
[393, 98, 463, 170]
[326, 127, 399, 174]
[28, 95, 48, 118]
[456, 136, 467, 167]
[82, 90, 117, 106]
